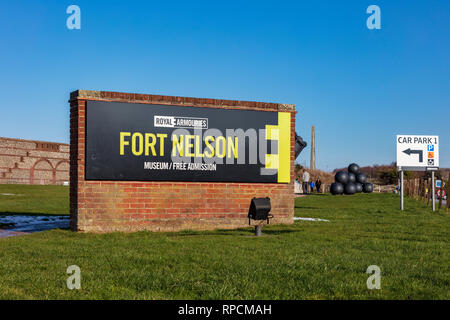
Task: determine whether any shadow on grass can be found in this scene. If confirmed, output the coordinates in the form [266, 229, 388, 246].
[170, 226, 302, 237]
[259, 229, 303, 235]
[0, 212, 69, 216]
[306, 193, 328, 196]
[171, 228, 253, 237]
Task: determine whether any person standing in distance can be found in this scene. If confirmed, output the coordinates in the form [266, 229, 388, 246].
[310, 180, 315, 193]
[302, 170, 310, 194]
[316, 179, 322, 193]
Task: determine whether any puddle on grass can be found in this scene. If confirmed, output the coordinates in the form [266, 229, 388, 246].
[0, 215, 70, 238]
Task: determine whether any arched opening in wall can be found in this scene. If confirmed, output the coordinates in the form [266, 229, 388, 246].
[55, 160, 70, 185]
[30, 159, 54, 185]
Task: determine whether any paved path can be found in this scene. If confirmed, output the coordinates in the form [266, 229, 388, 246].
[0, 230, 29, 238]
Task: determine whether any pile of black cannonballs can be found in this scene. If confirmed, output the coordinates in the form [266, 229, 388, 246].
[330, 163, 374, 195]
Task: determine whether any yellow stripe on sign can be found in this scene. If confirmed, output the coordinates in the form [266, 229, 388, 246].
[264, 112, 291, 183]
[277, 112, 291, 183]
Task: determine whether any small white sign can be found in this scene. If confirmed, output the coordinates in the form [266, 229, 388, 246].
[396, 135, 439, 168]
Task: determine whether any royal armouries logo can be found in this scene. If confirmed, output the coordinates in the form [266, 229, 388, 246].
[154, 115, 208, 129]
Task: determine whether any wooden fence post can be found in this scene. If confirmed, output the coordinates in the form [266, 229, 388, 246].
[419, 178, 424, 200]
[410, 180, 413, 197]
[446, 179, 449, 213]
[405, 180, 409, 197]
[417, 179, 422, 199]
[408, 179, 411, 197]
[423, 178, 427, 201]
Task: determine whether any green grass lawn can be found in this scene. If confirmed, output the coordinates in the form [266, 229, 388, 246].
[0, 184, 69, 215]
[0, 185, 449, 299]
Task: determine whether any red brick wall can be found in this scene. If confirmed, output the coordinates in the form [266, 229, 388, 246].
[70, 90, 296, 232]
[0, 137, 69, 185]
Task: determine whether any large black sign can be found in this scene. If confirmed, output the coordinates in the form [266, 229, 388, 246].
[85, 100, 291, 183]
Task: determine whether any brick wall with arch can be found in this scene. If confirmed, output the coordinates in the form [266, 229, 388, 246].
[0, 137, 69, 185]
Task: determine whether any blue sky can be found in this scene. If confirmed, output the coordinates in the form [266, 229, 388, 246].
[0, 0, 448, 170]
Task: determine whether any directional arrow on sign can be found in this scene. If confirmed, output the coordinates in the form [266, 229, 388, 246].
[403, 148, 423, 162]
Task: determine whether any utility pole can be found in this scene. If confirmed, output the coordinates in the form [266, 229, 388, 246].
[310, 126, 316, 170]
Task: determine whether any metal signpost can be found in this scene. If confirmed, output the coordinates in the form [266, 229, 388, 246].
[396, 135, 439, 211]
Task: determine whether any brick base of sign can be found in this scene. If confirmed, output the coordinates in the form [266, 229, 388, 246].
[70, 90, 296, 233]
[73, 181, 294, 232]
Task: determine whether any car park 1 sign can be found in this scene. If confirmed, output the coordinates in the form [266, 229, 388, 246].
[396, 135, 439, 168]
